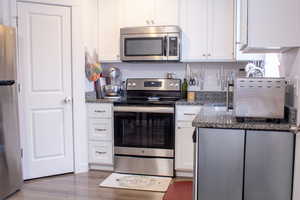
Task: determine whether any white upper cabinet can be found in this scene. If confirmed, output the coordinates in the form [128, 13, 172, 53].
[180, 0, 208, 61]
[153, 0, 179, 26]
[180, 0, 234, 62]
[120, 0, 154, 27]
[207, 0, 234, 60]
[99, 0, 179, 62]
[235, 0, 264, 61]
[240, 0, 300, 53]
[98, 0, 121, 62]
[120, 0, 179, 27]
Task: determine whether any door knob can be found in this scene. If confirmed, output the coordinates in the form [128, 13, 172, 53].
[64, 97, 72, 103]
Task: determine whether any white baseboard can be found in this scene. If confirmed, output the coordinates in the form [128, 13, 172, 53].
[89, 164, 114, 171]
[75, 163, 89, 174]
[175, 170, 194, 178]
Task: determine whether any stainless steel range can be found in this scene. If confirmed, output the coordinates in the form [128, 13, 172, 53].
[113, 78, 181, 177]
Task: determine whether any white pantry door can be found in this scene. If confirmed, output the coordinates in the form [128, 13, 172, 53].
[17, 2, 74, 179]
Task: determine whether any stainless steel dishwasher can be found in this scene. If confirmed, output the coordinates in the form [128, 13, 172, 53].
[193, 128, 294, 200]
[244, 130, 294, 200]
[194, 128, 245, 200]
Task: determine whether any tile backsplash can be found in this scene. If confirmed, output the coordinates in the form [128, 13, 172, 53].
[188, 63, 245, 91]
[86, 62, 246, 92]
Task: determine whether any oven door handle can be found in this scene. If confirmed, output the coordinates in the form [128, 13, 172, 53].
[114, 106, 174, 114]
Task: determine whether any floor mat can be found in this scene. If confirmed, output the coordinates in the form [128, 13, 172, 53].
[99, 173, 172, 192]
[163, 181, 193, 200]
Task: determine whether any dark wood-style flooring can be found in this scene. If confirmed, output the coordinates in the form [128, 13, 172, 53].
[7, 171, 190, 200]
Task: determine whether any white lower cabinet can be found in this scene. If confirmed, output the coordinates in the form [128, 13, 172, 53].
[175, 105, 202, 176]
[89, 141, 113, 165]
[175, 123, 195, 171]
[88, 118, 112, 141]
[87, 103, 113, 170]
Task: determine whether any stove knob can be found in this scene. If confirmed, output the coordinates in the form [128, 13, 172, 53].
[132, 83, 136, 86]
[175, 83, 179, 87]
[128, 83, 132, 86]
[169, 83, 174, 87]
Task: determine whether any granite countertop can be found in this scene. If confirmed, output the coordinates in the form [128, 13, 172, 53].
[175, 100, 226, 107]
[192, 106, 298, 133]
[86, 98, 116, 103]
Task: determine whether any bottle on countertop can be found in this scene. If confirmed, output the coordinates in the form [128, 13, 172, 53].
[182, 78, 188, 99]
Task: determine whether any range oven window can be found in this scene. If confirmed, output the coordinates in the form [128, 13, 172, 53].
[114, 112, 174, 149]
[124, 38, 164, 57]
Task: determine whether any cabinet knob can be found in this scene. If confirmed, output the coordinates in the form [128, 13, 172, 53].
[64, 97, 72, 103]
[151, 20, 154, 24]
[96, 151, 106, 155]
[208, 53, 211, 56]
[146, 20, 150, 25]
[95, 110, 105, 113]
[202, 54, 206, 57]
[95, 128, 107, 132]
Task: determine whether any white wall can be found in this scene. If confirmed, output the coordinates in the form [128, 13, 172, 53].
[0, 0, 16, 26]
[81, 0, 99, 91]
[281, 48, 300, 200]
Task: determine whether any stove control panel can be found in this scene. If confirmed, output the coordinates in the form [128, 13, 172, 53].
[126, 78, 181, 91]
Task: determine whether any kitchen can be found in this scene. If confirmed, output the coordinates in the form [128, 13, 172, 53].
[0, 0, 300, 200]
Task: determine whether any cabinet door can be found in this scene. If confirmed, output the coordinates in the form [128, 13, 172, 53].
[197, 128, 244, 200]
[239, 0, 248, 49]
[244, 131, 294, 200]
[120, 0, 154, 27]
[180, 0, 208, 61]
[153, 0, 179, 26]
[99, 0, 121, 62]
[207, 0, 234, 60]
[176, 105, 202, 122]
[235, 0, 264, 61]
[175, 124, 195, 171]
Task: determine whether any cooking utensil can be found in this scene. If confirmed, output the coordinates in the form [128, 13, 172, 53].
[166, 72, 176, 79]
[104, 85, 121, 96]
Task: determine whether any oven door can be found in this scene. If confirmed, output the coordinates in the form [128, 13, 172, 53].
[114, 106, 175, 150]
[121, 34, 168, 61]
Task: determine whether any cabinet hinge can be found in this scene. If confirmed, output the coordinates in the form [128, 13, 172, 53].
[21, 148, 23, 158]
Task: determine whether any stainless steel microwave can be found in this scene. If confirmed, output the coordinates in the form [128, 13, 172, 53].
[120, 26, 181, 62]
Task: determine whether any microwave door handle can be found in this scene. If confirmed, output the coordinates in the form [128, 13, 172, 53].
[163, 36, 168, 57]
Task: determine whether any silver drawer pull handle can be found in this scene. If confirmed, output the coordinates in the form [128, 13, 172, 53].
[95, 128, 106, 132]
[177, 127, 182, 129]
[96, 151, 106, 155]
[184, 113, 196, 116]
[95, 110, 105, 113]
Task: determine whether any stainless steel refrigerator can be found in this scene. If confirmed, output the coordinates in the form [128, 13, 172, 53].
[0, 24, 23, 199]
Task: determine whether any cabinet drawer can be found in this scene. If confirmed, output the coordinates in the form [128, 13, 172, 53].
[89, 141, 113, 165]
[87, 103, 112, 118]
[89, 119, 112, 141]
[176, 106, 202, 121]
